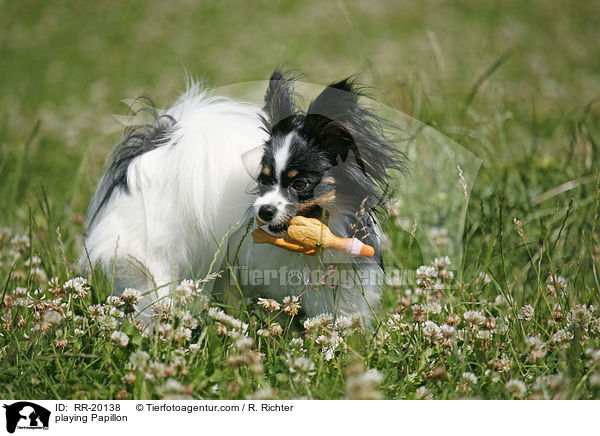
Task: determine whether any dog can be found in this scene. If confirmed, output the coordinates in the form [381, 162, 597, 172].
[81, 70, 403, 327]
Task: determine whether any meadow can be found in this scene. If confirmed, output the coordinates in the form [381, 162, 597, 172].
[0, 0, 599, 399]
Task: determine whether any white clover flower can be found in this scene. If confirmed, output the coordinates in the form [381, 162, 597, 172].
[288, 357, 316, 383]
[546, 275, 567, 297]
[111, 331, 129, 347]
[174, 279, 194, 303]
[155, 378, 184, 398]
[440, 324, 456, 339]
[518, 305, 535, 321]
[48, 277, 61, 292]
[496, 318, 510, 334]
[14, 287, 28, 300]
[10, 234, 30, 252]
[416, 266, 437, 290]
[105, 295, 121, 307]
[121, 288, 141, 305]
[152, 300, 172, 320]
[304, 313, 333, 332]
[63, 277, 90, 298]
[318, 332, 343, 360]
[208, 307, 227, 321]
[268, 323, 283, 336]
[433, 256, 451, 269]
[334, 313, 362, 335]
[494, 294, 512, 310]
[439, 269, 454, 280]
[425, 301, 442, 315]
[568, 305, 592, 327]
[506, 379, 527, 398]
[173, 327, 192, 343]
[415, 386, 433, 400]
[256, 329, 270, 337]
[157, 323, 173, 339]
[234, 335, 253, 350]
[526, 336, 544, 348]
[208, 307, 248, 332]
[422, 320, 441, 342]
[87, 304, 105, 319]
[31, 267, 48, 283]
[282, 296, 301, 316]
[315, 335, 329, 345]
[43, 310, 63, 326]
[429, 226, 449, 247]
[385, 314, 408, 332]
[586, 348, 600, 365]
[109, 307, 124, 318]
[463, 310, 485, 325]
[289, 337, 304, 348]
[181, 312, 199, 330]
[551, 328, 573, 344]
[462, 372, 478, 385]
[257, 298, 281, 312]
[24, 255, 41, 267]
[144, 361, 166, 381]
[489, 354, 513, 373]
[74, 328, 85, 336]
[129, 350, 150, 370]
[346, 369, 383, 400]
[375, 330, 390, 348]
[98, 315, 118, 330]
[247, 387, 275, 400]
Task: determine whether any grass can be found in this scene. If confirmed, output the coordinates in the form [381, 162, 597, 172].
[1, 0, 599, 399]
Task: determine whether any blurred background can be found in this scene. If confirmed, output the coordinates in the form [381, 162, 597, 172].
[1, 0, 600, 401]
[0, 0, 599, 269]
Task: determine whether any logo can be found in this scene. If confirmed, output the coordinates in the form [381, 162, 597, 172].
[3, 402, 50, 434]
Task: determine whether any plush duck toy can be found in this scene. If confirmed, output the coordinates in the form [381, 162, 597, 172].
[251, 216, 375, 258]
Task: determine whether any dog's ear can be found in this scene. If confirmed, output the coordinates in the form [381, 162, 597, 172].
[304, 78, 365, 167]
[306, 78, 359, 125]
[263, 70, 295, 126]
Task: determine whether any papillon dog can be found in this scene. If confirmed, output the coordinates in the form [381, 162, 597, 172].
[81, 70, 403, 327]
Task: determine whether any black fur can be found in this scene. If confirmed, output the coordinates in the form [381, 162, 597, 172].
[261, 71, 296, 129]
[87, 96, 176, 225]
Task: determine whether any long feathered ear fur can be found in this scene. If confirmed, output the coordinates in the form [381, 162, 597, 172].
[262, 70, 295, 129]
[303, 77, 404, 204]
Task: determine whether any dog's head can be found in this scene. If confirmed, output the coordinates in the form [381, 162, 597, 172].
[254, 71, 402, 234]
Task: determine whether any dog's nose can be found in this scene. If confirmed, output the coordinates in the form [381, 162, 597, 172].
[258, 205, 277, 221]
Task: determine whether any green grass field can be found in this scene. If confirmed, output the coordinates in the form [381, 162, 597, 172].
[1, 0, 599, 399]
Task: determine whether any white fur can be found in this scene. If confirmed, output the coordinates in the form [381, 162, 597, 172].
[81, 84, 267, 324]
[252, 188, 290, 225]
[274, 133, 294, 177]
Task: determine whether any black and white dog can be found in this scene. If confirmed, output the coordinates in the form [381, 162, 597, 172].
[81, 71, 402, 326]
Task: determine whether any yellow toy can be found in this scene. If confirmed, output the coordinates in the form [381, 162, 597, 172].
[251, 216, 375, 258]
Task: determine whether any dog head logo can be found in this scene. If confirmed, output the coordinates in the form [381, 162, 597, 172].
[3, 402, 50, 433]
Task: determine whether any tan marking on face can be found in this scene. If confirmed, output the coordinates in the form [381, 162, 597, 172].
[262, 167, 271, 176]
[297, 191, 336, 214]
[322, 177, 335, 184]
[287, 169, 299, 178]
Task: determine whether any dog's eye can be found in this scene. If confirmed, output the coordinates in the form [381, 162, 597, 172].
[292, 180, 308, 191]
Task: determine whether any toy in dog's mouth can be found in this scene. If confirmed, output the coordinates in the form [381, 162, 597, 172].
[252, 216, 376, 258]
